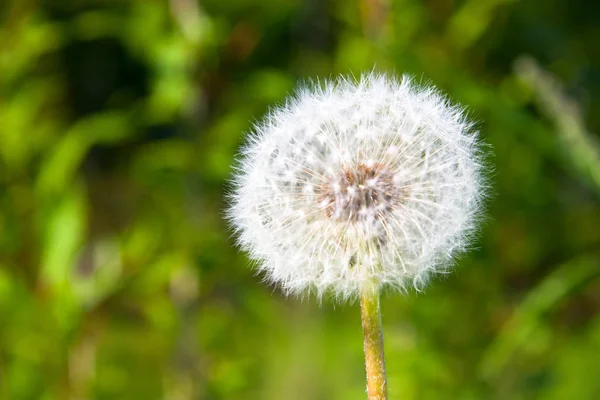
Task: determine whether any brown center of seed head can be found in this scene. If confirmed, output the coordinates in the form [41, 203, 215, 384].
[318, 162, 401, 221]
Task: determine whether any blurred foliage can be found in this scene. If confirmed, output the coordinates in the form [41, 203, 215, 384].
[0, 0, 599, 399]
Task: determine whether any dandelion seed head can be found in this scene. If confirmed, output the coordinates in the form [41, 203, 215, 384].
[227, 73, 487, 301]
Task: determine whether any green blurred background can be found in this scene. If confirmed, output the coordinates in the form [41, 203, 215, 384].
[1, 0, 600, 399]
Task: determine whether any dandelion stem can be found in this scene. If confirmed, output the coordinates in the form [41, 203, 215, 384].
[360, 285, 387, 400]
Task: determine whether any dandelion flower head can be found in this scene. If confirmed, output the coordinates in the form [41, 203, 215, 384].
[228, 73, 486, 300]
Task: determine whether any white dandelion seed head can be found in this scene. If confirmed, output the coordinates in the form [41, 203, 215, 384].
[227, 73, 487, 301]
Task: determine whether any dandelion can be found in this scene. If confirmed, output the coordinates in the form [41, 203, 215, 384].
[227, 73, 487, 399]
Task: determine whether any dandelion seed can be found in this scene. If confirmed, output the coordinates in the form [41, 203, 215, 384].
[227, 72, 486, 301]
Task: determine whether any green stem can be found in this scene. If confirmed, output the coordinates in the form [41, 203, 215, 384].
[360, 285, 388, 400]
